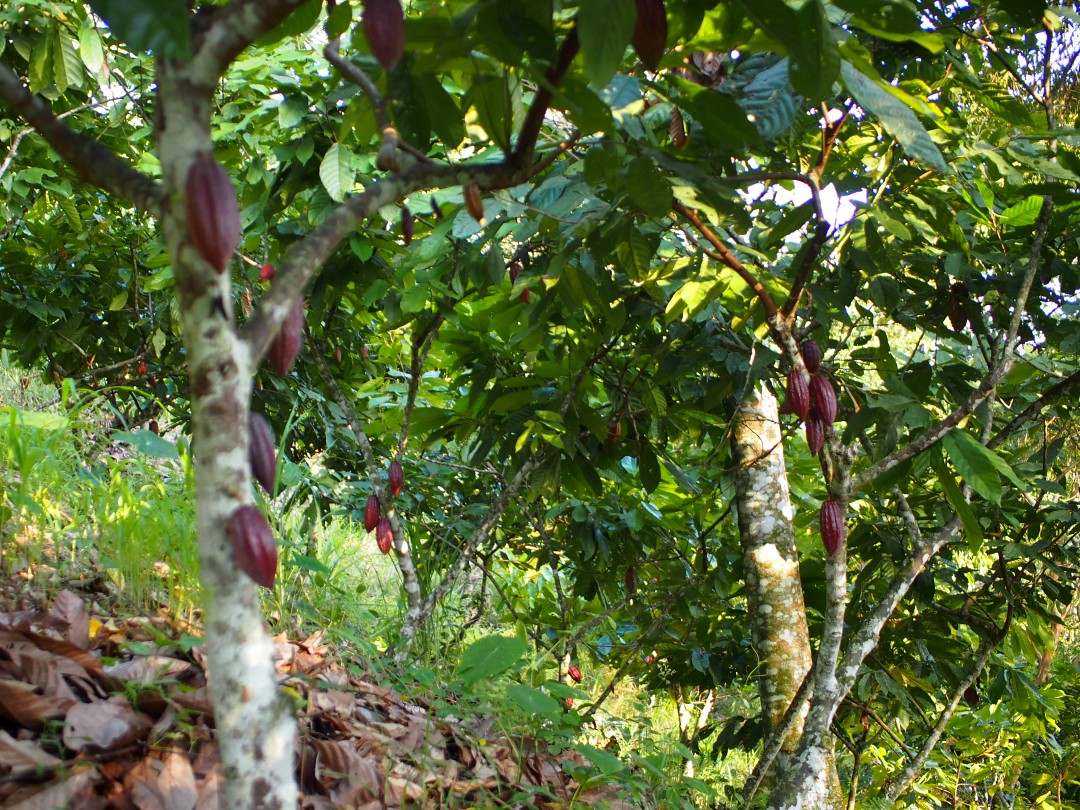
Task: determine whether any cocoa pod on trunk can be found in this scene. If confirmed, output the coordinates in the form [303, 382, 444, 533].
[376, 516, 393, 554]
[388, 460, 404, 496]
[785, 369, 811, 420]
[805, 413, 825, 456]
[810, 374, 837, 426]
[185, 155, 240, 275]
[819, 499, 845, 557]
[632, 0, 667, 71]
[228, 505, 278, 588]
[800, 339, 821, 374]
[269, 296, 304, 375]
[364, 493, 381, 532]
[249, 413, 277, 494]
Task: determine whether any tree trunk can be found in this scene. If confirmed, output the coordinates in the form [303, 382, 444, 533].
[732, 386, 843, 808]
[158, 65, 298, 809]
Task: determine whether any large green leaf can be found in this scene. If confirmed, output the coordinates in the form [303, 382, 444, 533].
[88, 0, 191, 59]
[577, 0, 635, 89]
[456, 635, 527, 687]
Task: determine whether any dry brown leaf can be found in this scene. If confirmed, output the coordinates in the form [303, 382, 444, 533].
[0, 677, 75, 729]
[0, 728, 61, 774]
[63, 696, 153, 752]
[49, 590, 90, 650]
[4, 767, 100, 810]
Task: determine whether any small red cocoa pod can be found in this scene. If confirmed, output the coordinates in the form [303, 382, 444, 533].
[376, 516, 393, 554]
[388, 460, 404, 496]
[625, 566, 638, 596]
[810, 374, 837, 426]
[259, 263, 275, 283]
[185, 155, 240, 275]
[364, 493, 381, 532]
[785, 369, 811, 420]
[568, 665, 582, 683]
[608, 421, 623, 444]
[632, 0, 668, 71]
[363, 0, 405, 70]
[401, 206, 414, 245]
[819, 498, 846, 557]
[800, 339, 821, 374]
[269, 296, 304, 375]
[249, 412, 277, 494]
[805, 413, 825, 456]
[508, 262, 521, 284]
[227, 505, 278, 588]
[464, 184, 485, 224]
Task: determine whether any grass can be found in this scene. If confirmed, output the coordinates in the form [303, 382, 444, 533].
[0, 351, 757, 807]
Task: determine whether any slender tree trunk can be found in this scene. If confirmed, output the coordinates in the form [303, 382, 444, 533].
[158, 65, 297, 809]
[732, 387, 843, 808]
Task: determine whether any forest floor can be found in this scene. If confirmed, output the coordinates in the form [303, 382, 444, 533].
[0, 579, 642, 809]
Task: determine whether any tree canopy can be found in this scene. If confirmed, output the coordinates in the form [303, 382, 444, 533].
[2, 1, 1080, 808]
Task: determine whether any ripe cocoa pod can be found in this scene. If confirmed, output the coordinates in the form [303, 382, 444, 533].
[401, 206, 414, 245]
[625, 566, 638, 596]
[810, 374, 837, 426]
[184, 154, 240, 275]
[364, 493, 380, 532]
[805, 413, 825, 456]
[376, 516, 393, 554]
[269, 296, 304, 375]
[259, 263, 275, 283]
[800, 339, 821, 374]
[670, 106, 687, 148]
[608, 421, 623, 444]
[785, 369, 811, 420]
[632, 0, 667, 71]
[227, 505, 278, 588]
[568, 665, 582, 683]
[509, 262, 521, 284]
[334, 345, 343, 364]
[249, 412, 277, 494]
[362, 0, 405, 70]
[389, 460, 404, 496]
[819, 498, 845, 557]
[464, 184, 485, 224]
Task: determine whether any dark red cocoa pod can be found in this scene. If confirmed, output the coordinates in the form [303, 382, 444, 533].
[227, 505, 278, 588]
[509, 262, 521, 284]
[805, 413, 825, 456]
[800, 339, 821, 374]
[568, 665, 582, 683]
[269, 296, 304, 375]
[249, 412, 277, 494]
[810, 374, 837, 426]
[259, 263, 275, 283]
[185, 154, 241, 275]
[376, 516, 393, 554]
[388, 460, 404, 496]
[364, 493, 380, 532]
[401, 206, 414, 245]
[625, 566, 638, 596]
[785, 369, 811, 420]
[632, 0, 668, 71]
[819, 499, 845, 557]
[363, 0, 405, 70]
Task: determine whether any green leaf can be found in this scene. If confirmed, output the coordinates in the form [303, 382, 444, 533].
[839, 60, 948, 173]
[626, 158, 670, 218]
[88, 0, 191, 59]
[456, 635, 527, 686]
[999, 195, 1045, 228]
[577, 0, 635, 89]
[113, 430, 180, 460]
[29, 33, 54, 95]
[788, 0, 839, 99]
[946, 429, 1026, 493]
[471, 73, 514, 154]
[78, 22, 104, 75]
[52, 29, 83, 95]
[943, 430, 1002, 505]
[319, 143, 354, 202]
[326, 1, 352, 39]
[639, 438, 661, 493]
[574, 744, 627, 775]
[504, 684, 561, 715]
[931, 445, 983, 548]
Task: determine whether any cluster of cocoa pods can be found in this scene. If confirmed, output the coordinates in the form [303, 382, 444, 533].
[780, 339, 837, 458]
[227, 413, 282, 589]
[364, 460, 405, 554]
[781, 337, 847, 558]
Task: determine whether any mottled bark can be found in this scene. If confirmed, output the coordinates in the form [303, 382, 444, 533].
[158, 65, 297, 809]
[733, 387, 842, 808]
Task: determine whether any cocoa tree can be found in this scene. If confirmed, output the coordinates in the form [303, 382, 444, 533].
[3, 1, 1080, 808]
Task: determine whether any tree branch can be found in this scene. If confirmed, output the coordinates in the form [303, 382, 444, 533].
[191, 0, 314, 84]
[0, 65, 162, 215]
